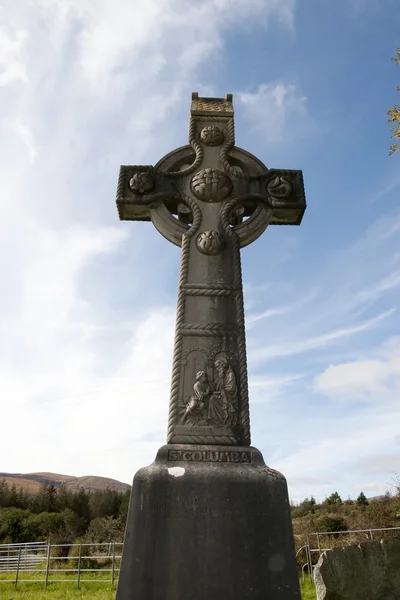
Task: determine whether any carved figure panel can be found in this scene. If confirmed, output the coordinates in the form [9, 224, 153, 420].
[181, 357, 238, 428]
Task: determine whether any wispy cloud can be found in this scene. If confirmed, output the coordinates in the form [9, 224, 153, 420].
[249, 309, 395, 363]
[237, 83, 314, 144]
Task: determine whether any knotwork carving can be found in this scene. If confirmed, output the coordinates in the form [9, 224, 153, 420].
[200, 125, 224, 146]
[267, 175, 293, 199]
[181, 359, 238, 428]
[191, 168, 232, 202]
[129, 172, 155, 194]
[196, 229, 225, 255]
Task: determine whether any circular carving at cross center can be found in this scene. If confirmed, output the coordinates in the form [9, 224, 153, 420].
[200, 125, 224, 146]
[191, 168, 232, 203]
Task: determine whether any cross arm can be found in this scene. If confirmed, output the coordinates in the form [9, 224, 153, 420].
[116, 164, 193, 246]
[116, 165, 181, 221]
[265, 169, 306, 226]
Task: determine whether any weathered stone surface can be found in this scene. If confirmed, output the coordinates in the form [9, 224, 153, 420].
[114, 94, 305, 599]
[116, 93, 306, 447]
[314, 540, 400, 600]
[116, 444, 301, 600]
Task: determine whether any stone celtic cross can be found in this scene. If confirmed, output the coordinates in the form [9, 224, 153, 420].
[116, 93, 306, 447]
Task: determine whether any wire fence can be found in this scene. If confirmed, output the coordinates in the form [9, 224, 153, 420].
[0, 541, 122, 588]
[298, 525, 400, 579]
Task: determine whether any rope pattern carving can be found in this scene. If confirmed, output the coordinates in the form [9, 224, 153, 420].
[180, 325, 237, 337]
[220, 198, 251, 446]
[172, 435, 238, 445]
[116, 166, 125, 200]
[182, 283, 236, 291]
[183, 288, 235, 297]
[180, 323, 237, 331]
[220, 118, 244, 179]
[167, 195, 201, 442]
[163, 117, 203, 178]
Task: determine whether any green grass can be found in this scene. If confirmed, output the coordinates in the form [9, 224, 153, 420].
[300, 576, 317, 600]
[0, 576, 316, 600]
[0, 582, 115, 599]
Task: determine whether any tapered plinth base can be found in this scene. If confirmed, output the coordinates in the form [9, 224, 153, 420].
[116, 445, 300, 600]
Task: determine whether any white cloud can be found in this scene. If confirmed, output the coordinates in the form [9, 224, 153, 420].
[314, 338, 400, 400]
[0, 0, 300, 485]
[237, 83, 313, 144]
[357, 454, 400, 476]
[249, 309, 395, 363]
[0, 29, 28, 86]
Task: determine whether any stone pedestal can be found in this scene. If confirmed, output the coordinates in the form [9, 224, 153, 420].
[116, 445, 300, 600]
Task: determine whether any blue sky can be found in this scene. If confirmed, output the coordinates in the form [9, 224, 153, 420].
[0, 0, 399, 503]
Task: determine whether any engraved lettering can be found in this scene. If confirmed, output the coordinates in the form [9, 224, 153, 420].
[210, 451, 219, 462]
[218, 451, 230, 462]
[241, 452, 251, 463]
[231, 451, 240, 462]
[167, 450, 252, 463]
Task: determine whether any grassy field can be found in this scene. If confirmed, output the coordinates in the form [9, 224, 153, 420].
[0, 577, 316, 600]
[300, 576, 317, 600]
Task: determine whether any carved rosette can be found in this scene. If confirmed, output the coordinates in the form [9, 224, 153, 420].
[191, 168, 232, 202]
[200, 125, 224, 146]
[196, 230, 225, 255]
[129, 172, 155, 194]
[267, 175, 293, 199]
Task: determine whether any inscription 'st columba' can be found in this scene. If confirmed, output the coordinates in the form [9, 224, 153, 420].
[116, 93, 306, 446]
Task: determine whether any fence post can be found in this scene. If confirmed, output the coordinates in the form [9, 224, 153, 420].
[77, 543, 82, 590]
[44, 542, 51, 590]
[305, 535, 313, 580]
[111, 542, 116, 586]
[316, 533, 321, 556]
[14, 545, 22, 589]
[370, 529, 374, 541]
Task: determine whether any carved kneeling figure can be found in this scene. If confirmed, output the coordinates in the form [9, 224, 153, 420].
[182, 371, 211, 425]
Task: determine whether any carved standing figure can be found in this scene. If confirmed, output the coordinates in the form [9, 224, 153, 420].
[207, 359, 238, 427]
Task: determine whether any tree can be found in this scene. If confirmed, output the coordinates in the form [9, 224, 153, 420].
[86, 516, 121, 543]
[315, 515, 347, 535]
[388, 48, 400, 155]
[22, 512, 65, 541]
[70, 488, 91, 526]
[326, 492, 342, 506]
[0, 508, 31, 543]
[356, 491, 369, 508]
[34, 483, 59, 513]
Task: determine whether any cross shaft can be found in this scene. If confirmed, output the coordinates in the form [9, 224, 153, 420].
[116, 93, 306, 445]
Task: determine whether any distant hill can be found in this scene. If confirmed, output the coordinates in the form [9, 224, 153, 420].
[0, 472, 131, 494]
